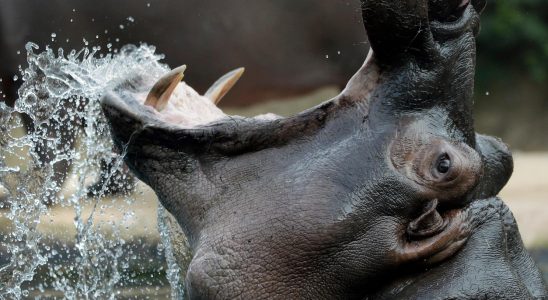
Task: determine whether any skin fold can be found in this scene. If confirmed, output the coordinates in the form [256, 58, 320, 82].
[101, 0, 547, 298]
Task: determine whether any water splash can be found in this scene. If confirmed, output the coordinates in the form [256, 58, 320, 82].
[158, 206, 184, 300]
[0, 43, 185, 298]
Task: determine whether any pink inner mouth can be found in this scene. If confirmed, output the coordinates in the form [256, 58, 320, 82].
[138, 66, 282, 128]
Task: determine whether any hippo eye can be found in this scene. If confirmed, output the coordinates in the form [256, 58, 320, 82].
[436, 154, 451, 174]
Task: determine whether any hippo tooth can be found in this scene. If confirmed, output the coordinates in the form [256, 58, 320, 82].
[204, 67, 245, 105]
[145, 65, 187, 112]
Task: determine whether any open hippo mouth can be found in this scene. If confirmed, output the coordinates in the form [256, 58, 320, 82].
[102, 65, 280, 132]
[101, 0, 547, 298]
[429, 0, 486, 38]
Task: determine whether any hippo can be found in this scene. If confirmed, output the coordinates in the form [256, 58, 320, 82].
[101, 0, 547, 298]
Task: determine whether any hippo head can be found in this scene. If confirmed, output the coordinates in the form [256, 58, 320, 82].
[101, 0, 547, 298]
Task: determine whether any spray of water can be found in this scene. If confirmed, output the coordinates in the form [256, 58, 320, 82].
[0, 43, 185, 298]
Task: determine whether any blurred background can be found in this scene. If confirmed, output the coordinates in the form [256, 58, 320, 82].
[0, 0, 546, 297]
[475, 0, 548, 150]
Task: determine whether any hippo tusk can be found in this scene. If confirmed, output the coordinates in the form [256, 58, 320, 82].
[204, 67, 245, 105]
[145, 65, 187, 112]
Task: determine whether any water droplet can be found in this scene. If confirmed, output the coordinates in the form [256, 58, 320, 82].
[127, 16, 135, 22]
[1, 44, 173, 296]
[337, 51, 341, 55]
[119, 24, 125, 30]
[16, 50, 21, 55]
[13, 75, 18, 81]
[70, 18, 74, 22]
[147, 2, 151, 7]
[325, 55, 329, 59]
[485, 91, 490, 96]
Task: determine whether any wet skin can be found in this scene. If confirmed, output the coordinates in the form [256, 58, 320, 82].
[101, 0, 547, 298]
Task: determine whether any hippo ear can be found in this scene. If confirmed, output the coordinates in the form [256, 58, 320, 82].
[361, 0, 435, 65]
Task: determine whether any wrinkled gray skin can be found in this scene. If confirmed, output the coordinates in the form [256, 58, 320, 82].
[102, 0, 547, 298]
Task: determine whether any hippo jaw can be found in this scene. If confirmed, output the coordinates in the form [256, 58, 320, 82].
[101, 0, 546, 298]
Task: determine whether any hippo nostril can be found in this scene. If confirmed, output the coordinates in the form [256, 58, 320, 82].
[408, 199, 447, 239]
[471, 0, 487, 13]
[429, 0, 469, 23]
